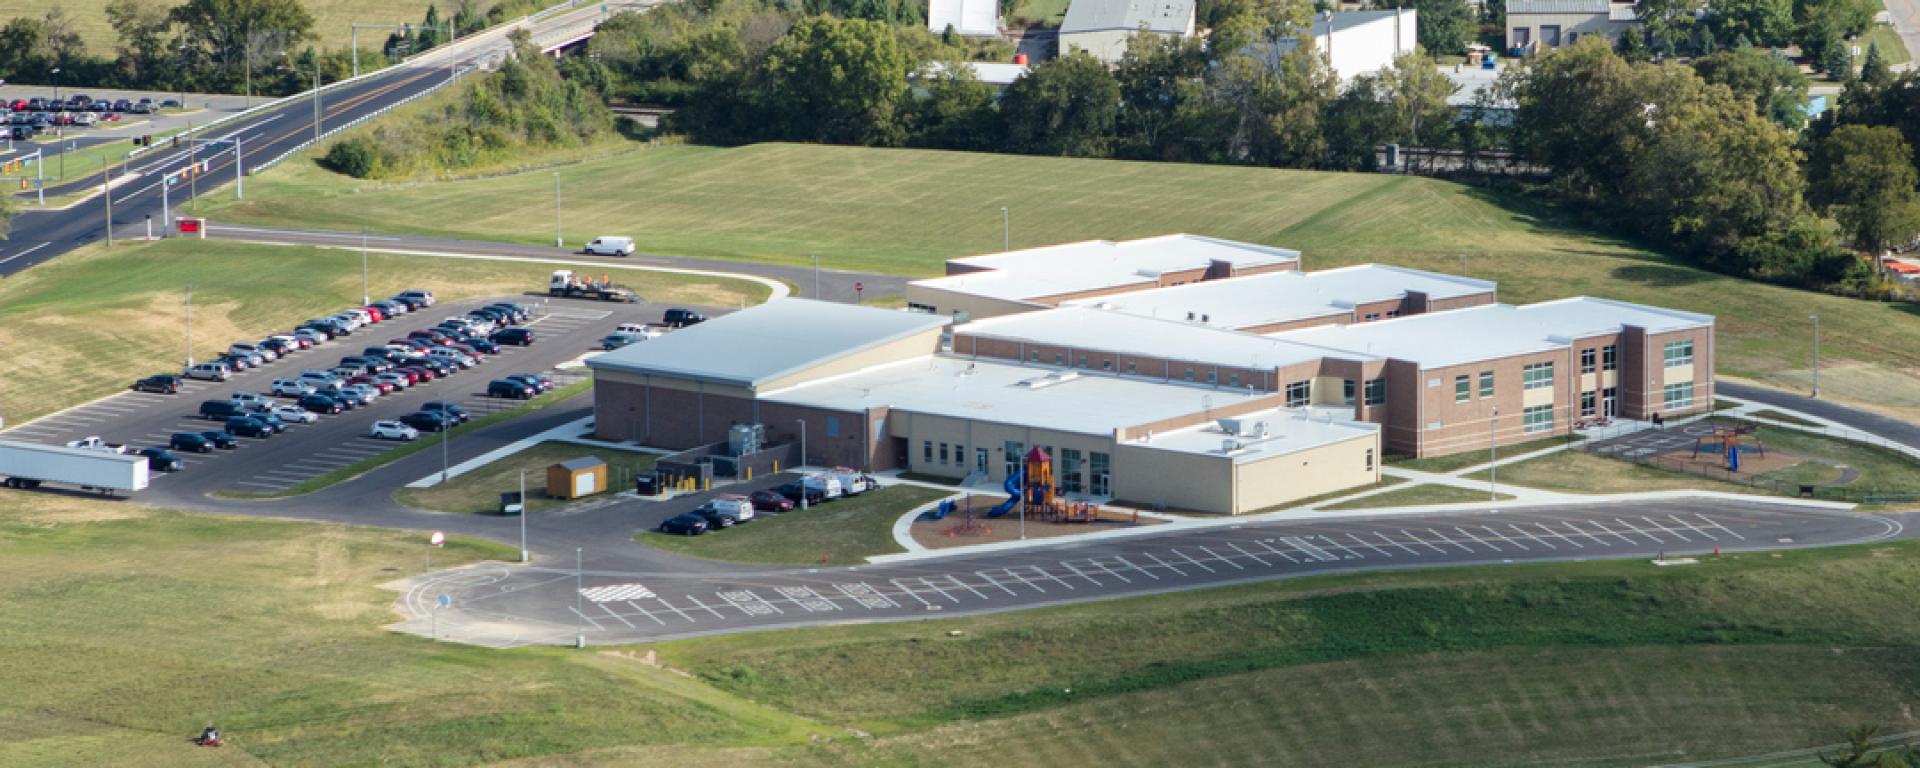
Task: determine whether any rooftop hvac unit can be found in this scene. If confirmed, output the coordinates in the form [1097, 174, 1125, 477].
[1216, 418, 1268, 436]
[1221, 438, 1242, 453]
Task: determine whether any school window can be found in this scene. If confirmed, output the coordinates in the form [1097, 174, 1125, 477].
[1364, 448, 1375, 471]
[939, 443, 949, 464]
[1581, 390, 1596, 416]
[1363, 312, 1381, 321]
[1455, 375, 1471, 403]
[1103, 359, 1114, 371]
[1028, 350, 1040, 362]
[1342, 379, 1356, 405]
[1386, 309, 1402, 318]
[1663, 381, 1695, 409]
[1580, 348, 1596, 374]
[1523, 362, 1554, 390]
[1076, 354, 1088, 368]
[825, 416, 840, 438]
[1364, 377, 1387, 406]
[1522, 405, 1554, 434]
[1285, 380, 1311, 407]
[1207, 370, 1218, 384]
[1602, 344, 1618, 371]
[1479, 370, 1494, 398]
[1126, 361, 1137, 374]
[923, 441, 933, 463]
[1228, 373, 1240, 387]
[1664, 339, 1694, 367]
[1055, 352, 1065, 365]
[1004, 441, 1023, 478]
[1185, 367, 1195, 382]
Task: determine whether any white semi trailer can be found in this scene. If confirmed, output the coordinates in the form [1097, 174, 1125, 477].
[0, 439, 150, 493]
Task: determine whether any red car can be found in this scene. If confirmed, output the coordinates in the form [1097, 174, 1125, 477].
[348, 374, 395, 393]
[399, 365, 436, 382]
[361, 306, 384, 322]
[8, 99, 25, 111]
[749, 490, 795, 513]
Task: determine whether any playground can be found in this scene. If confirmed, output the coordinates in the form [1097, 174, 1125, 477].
[911, 447, 1165, 549]
[1585, 420, 1862, 493]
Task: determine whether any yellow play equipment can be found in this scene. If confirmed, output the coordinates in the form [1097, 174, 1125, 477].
[1020, 447, 1106, 523]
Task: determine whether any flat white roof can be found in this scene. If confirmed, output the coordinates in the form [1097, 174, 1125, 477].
[927, 0, 1000, 36]
[1062, 0, 1195, 34]
[1127, 406, 1379, 464]
[586, 299, 947, 388]
[915, 234, 1301, 305]
[1272, 297, 1713, 368]
[1060, 264, 1495, 330]
[762, 356, 1274, 438]
[920, 61, 1030, 86]
[960, 305, 1374, 372]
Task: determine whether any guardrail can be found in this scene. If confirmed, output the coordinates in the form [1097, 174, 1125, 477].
[250, 66, 475, 173]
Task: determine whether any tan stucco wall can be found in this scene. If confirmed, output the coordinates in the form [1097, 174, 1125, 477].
[1231, 435, 1379, 514]
[1111, 445, 1235, 513]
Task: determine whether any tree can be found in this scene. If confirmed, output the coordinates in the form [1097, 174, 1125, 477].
[1616, 27, 1651, 61]
[1863, 42, 1893, 88]
[453, 0, 486, 36]
[1709, 0, 1794, 47]
[40, 6, 84, 65]
[1482, 0, 1506, 28]
[1693, 47, 1810, 128]
[998, 52, 1120, 156]
[1392, 0, 1473, 55]
[903, 62, 998, 150]
[170, 0, 315, 85]
[1635, 0, 1696, 53]
[1808, 125, 1920, 268]
[417, 5, 445, 50]
[1114, 32, 1210, 159]
[106, 0, 174, 83]
[1323, 75, 1394, 170]
[1822, 34, 1854, 80]
[1817, 725, 1884, 768]
[755, 16, 910, 146]
[1378, 50, 1458, 149]
[1696, 24, 1717, 54]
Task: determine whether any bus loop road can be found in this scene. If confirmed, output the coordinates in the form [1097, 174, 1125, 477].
[394, 500, 1902, 648]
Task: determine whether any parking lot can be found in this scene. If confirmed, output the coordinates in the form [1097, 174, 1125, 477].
[0, 294, 708, 496]
[397, 498, 1900, 647]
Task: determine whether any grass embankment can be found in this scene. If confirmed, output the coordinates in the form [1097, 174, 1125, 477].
[638, 485, 949, 565]
[7, 492, 1920, 764]
[1865, 25, 1914, 66]
[1320, 483, 1514, 509]
[200, 141, 1920, 421]
[0, 238, 767, 423]
[1732, 418, 1920, 495]
[1388, 434, 1580, 473]
[1752, 408, 1824, 427]
[1462, 449, 1766, 495]
[395, 440, 658, 514]
[0, 0, 484, 50]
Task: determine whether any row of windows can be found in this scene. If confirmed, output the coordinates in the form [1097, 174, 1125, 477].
[1522, 405, 1554, 434]
[1578, 345, 1621, 375]
[1663, 381, 1694, 409]
[1522, 362, 1554, 390]
[1664, 339, 1694, 368]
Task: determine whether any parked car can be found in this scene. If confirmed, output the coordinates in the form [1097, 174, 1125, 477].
[270, 404, 318, 424]
[138, 448, 184, 472]
[261, 337, 298, 357]
[600, 332, 640, 351]
[225, 415, 274, 438]
[749, 489, 795, 513]
[132, 374, 183, 394]
[690, 504, 739, 529]
[250, 412, 289, 433]
[615, 323, 666, 340]
[297, 393, 345, 415]
[508, 373, 556, 393]
[199, 431, 239, 450]
[374, 372, 413, 391]
[427, 347, 477, 368]
[369, 420, 420, 441]
[184, 362, 231, 381]
[709, 495, 757, 522]
[271, 377, 314, 397]
[490, 328, 535, 346]
[663, 308, 707, 328]
[229, 391, 273, 410]
[294, 328, 329, 345]
[420, 401, 470, 424]
[169, 432, 214, 453]
[777, 481, 827, 506]
[349, 374, 395, 393]
[416, 359, 454, 377]
[488, 379, 536, 399]
[394, 289, 435, 307]
[658, 513, 710, 536]
[297, 370, 344, 391]
[399, 364, 439, 382]
[342, 383, 382, 404]
[399, 411, 452, 433]
[198, 400, 242, 420]
[230, 342, 276, 362]
[215, 353, 255, 371]
[457, 337, 500, 355]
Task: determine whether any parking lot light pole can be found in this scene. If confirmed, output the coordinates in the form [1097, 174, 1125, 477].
[1810, 314, 1821, 398]
[553, 172, 562, 247]
[796, 419, 808, 510]
[574, 547, 585, 648]
[185, 284, 195, 367]
[519, 469, 528, 563]
[234, 135, 244, 199]
[1488, 406, 1499, 502]
[102, 158, 112, 248]
[1001, 206, 1009, 252]
[440, 420, 451, 483]
[809, 255, 820, 298]
[361, 228, 370, 305]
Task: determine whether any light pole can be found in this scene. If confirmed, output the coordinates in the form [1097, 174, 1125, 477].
[1488, 405, 1499, 502]
[50, 67, 61, 102]
[310, 56, 322, 144]
[233, 135, 245, 199]
[184, 284, 195, 367]
[361, 228, 370, 305]
[1459, 253, 1467, 275]
[101, 158, 112, 247]
[519, 469, 529, 563]
[795, 419, 808, 510]
[1810, 314, 1821, 398]
[574, 547, 585, 648]
[440, 418, 451, 483]
[553, 172, 562, 247]
[1001, 206, 1009, 252]
[809, 255, 820, 298]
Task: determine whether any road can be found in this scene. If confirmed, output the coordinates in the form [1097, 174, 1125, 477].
[1719, 381, 1920, 451]
[0, 0, 649, 277]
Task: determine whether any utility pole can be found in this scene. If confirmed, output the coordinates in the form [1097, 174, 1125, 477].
[1810, 314, 1821, 398]
[185, 284, 195, 367]
[234, 135, 244, 199]
[361, 228, 370, 305]
[1488, 406, 1499, 501]
[312, 59, 323, 144]
[574, 547, 585, 648]
[796, 419, 808, 510]
[1001, 206, 1009, 252]
[519, 469, 529, 563]
[809, 255, 820, 298]
[440, 418, 451, 482]
[188, 141, 198, 210]
[101, 158, 112, 247]
[553, 172, 562, 247]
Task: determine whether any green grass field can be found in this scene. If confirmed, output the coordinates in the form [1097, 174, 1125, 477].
[395, 440, 657, 513]
[0, 238, 767, 424]
[1389, 434, 1581, 474]
[1463, 449, 1767, 495]
[1320, 483, 1514, 509]
[1865, 25, 1914, 66]
[196, 141, 1920, 423]
[0, 0, 500, 53]
[637, 485, 949, 565]
[8, 492, 1920, 765]
[1752, 408, 1825, 427]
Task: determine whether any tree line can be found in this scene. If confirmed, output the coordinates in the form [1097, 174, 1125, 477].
[0, 0, 500, 99]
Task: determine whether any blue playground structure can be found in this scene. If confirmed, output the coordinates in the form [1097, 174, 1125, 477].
[987, 467, 1023, 518]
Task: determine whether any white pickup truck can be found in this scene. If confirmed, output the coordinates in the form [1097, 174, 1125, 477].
[65, 436, 131, 455]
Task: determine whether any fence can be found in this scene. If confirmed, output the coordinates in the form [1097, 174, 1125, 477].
[1577, 416, 1920, 504]
[249, 66, 474, 174]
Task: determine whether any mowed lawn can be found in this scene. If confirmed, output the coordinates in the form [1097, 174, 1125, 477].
[0, 0, 496, 52]
[638, 484, 949, 565]
[200, 142, 1920, 415]
[395, 440, 658, 514]
[0, 238, 767, 424]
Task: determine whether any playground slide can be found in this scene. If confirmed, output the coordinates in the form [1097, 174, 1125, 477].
[986, 468, 1023, 518]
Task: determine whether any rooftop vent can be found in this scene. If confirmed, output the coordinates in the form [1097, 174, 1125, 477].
[1018, 371, 1081, 389]
[1216, 417, 1269, 437]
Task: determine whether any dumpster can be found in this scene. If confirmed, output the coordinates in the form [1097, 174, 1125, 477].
[499, 491, 524, 516]
[635, 473, 659, 496]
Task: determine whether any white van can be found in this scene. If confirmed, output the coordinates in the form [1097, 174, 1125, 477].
[708, 495, 756, 522]
[803, 473, 844, 501]
[826, 468, 876, 496]
[583, 236, 636, 257]
[184, 362, 230, 381]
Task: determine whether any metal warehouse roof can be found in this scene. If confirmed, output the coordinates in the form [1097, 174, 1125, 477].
[927, 0, 1000, 36]
[1060, 264, 1495, 330]
[914, 234, 1301, 305]
[960, 305, 1375, 372]
[586, 299, 948, 388]
[1271, 297, 1713, 369]
[761, 356, 1275, 439]
[1061, 0, 1195, 34]
[1508, 0, 1611, 14]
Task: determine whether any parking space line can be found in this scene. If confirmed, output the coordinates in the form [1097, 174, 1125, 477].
[569, 606, 606, 631]
[1668, 515, 1715, 541]
[1252, 539, 1302, 563]
[976, 570, 1019, 595]
[655, 598, 696, 623]
[888, 579, 935, 607]
[1089, 559, 1132, 583]
[1537, 522, 1580, 548]
[597, 602, 636, 628]
[1509, 524, 1555, 550]
[1197, 545, 1245, 570]
[1612, 518, 1664, 544]
[233, 480, 289, 489]
[1022, 565, 1072, 590]
[1481, 526, 1525, 551]
[918, 577, 960, 603]
[1425, 528, 1475, 553]
[1586, 520, 1638, 545]
[1400, 530, 1448, 553]
[946, 575, 990, 600]
[1113, 555, 1159, 580]
[1144, 552, 1186, 576]
[1313, 535, 1363, 560]
[1170, 548, 1215, 573]
[1226, 542, 1270, 567]
[1060, 561, 1103, 585]
[1696, 514, 1745, 540]
[1377, 531, 1421, 556]
[1454, 527, 1501, 551]
[1562, 522, 1609, 547]
[1348, 533, 1393, 558]
[1641, 516, 1692, 542]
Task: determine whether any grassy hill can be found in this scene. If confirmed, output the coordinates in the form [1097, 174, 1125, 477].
[200, 141, 1920, 420]
[4, 493, 1919, 766]
[1, 0, 497, 53]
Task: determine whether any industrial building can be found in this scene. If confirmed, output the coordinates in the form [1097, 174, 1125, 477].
[590, 235, 1714, 514]
[1059, 0, 1198, 63]
[1253, 9, 1419, 82]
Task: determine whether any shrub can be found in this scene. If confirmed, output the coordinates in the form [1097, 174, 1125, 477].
[321, 137, 385, 178]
